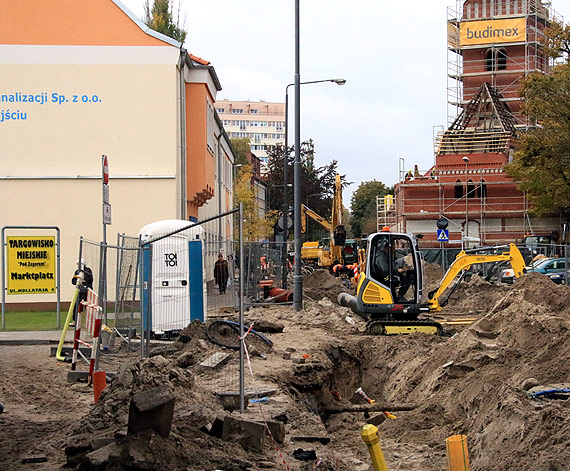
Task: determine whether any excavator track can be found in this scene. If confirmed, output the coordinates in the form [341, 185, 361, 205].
[365, 319, 444, 336]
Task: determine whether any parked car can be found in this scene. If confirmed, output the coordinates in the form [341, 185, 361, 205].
[500, 257, 567, 284]
[526, 257, 566, 275]
[545, 270, 569, 285]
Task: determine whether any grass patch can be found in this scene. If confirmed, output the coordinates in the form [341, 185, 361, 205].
[1, 311, 61, 331]
[1, 309, 120, 331]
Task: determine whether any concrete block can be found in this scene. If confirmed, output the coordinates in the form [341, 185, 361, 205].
[209, 412, 227, 438]
[175, 352, 195, 368]
[282, 351, 292, 360]
[21, 455, 48, 464]
[265, 421, 285, 443]
[84, 443, 120, 468]
[50, 346, 90, 357]
[199, 352, 231, 371]
[128, 385, 175, 438]
[67, 370, 116, 383]
[222, 415, 267, 452]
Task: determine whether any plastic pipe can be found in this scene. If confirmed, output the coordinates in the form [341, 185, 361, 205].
[55, 287, 80, 361]
[361, 424, 388, 471]
[446, 434, 470, 471]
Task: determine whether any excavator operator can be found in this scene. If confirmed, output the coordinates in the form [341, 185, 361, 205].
[372, 236, 416, 302]
[393, 257, 411, 301]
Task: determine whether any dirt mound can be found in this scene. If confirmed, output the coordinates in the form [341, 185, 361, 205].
[304, 269, 350, 302]
[444, 274, 509, 313]
[361, 272, 570, 470]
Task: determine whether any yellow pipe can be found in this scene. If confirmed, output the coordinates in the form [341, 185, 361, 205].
[361, 424, 388, 471]
[55, 287, 79, 361]
[446, 434, 470, 471]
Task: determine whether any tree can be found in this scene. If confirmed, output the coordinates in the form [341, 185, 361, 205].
[505, 24, 570, 216]
[234, 164, 277, 241]
[143, 0, 187, 44]
[230, 138, 250, 166]
[350, 180, 392, 237]
[264, 141, 349, 241]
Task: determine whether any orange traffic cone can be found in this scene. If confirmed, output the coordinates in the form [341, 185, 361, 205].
[93, 371, 107, 404]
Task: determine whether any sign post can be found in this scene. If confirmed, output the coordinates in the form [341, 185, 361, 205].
[101, 155, 110, 325]
[1, 226, 61, 329]
[436, 217, 449, 272]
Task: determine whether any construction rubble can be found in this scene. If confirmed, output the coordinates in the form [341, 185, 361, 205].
[1, 269, 570, 470]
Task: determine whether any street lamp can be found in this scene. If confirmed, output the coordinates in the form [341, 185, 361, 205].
[282, 78, 345, 291]
[462, 156, 470, 243]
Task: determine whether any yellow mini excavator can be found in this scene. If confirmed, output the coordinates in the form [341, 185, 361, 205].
[338, 228, 526, 335]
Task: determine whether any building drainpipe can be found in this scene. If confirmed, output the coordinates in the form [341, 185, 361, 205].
[217, 132, 223, 254]
[179, 51, 187, 220]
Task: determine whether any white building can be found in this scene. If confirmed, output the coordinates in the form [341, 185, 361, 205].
[215, 100, 285, 167]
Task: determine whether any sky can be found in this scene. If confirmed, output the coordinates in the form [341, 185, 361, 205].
[120, 0, 570, 208]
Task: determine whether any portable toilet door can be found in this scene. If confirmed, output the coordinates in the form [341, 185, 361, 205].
[139, 220, 206, 334]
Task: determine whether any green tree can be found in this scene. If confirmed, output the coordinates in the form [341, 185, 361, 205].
[230, 138, 251, 166]
[143, 0, 187, 44]
[264, 141, 349, 241]
[350, 180, 392, 237]
[544, 21, 570, 60]
[505, 24, 570, 216]
[235, 164, 277, 241]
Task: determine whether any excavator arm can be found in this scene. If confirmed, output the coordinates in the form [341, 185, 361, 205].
[301, 204, 332, 234]
[428, 243, 525, 312]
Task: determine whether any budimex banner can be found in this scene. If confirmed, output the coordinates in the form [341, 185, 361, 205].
[460, 18, 526, 46]
[7, 236, 56, 295]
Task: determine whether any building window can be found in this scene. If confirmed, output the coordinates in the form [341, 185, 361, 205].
[250, 109, 258, 114]
[485, 49, 507, 72]
[455, 180, 463, 199]
[478, 180, 487, 198]
[467, 180, 476, 198]
[497, 49, 507, 70]
[485, 50, 495, 71]
[216, 108, 225, 113]
[232, 108, 243, 114]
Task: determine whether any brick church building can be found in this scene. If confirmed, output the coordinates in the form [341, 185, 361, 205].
[390, 0, 565, 248]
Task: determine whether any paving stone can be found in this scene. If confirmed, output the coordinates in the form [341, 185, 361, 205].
[128, 385, 175, 438]
[199, 352, 231, 371]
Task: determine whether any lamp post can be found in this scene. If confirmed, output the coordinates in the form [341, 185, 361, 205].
[282, 79, 345, 290]
[233, 163, 243, 209]
[462, 156, 470, 244]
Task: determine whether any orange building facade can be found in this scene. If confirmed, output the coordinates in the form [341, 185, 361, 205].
[0, 0, 234, 303]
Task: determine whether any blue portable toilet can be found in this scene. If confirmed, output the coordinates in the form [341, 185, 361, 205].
[139, 220, 206, 334]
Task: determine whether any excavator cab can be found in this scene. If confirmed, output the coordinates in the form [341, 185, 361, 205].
[357, 231, 425, 319]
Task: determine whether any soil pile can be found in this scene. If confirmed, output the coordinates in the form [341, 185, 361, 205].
[443, 273, 509, 313]
[361, 273, 570, 471]
[304, 269, 350, 302]
[40, 271, 570, 471]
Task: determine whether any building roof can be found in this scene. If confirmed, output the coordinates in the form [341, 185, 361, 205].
[437, 82, 517, 156]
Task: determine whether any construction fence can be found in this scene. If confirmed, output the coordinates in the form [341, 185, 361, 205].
[72, 207, 292, 410]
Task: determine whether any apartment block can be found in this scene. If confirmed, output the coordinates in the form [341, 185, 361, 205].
[215, 99, 285, 167]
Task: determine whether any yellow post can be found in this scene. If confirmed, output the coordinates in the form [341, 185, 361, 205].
[446, 434, 470, 471]
[361, 424, 388, 471]
[55, 287, 79, 361]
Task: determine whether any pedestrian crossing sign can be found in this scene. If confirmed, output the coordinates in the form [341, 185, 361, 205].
[437, 229, 449, 242]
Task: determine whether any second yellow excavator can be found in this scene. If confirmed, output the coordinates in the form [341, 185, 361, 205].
[338, 228, 526, 335]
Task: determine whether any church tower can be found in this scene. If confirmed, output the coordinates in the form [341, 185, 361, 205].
[447, 0, 560, 127]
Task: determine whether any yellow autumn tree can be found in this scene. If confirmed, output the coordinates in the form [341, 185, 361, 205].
[234, 164, 278, 241]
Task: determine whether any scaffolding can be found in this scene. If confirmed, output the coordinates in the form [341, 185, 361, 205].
[391, 166, 563, 245]
[446, 0, 563, 128]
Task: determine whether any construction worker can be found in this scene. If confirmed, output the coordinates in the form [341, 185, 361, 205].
[70, 259, 93, 326]
[405, 169, 413, 181]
